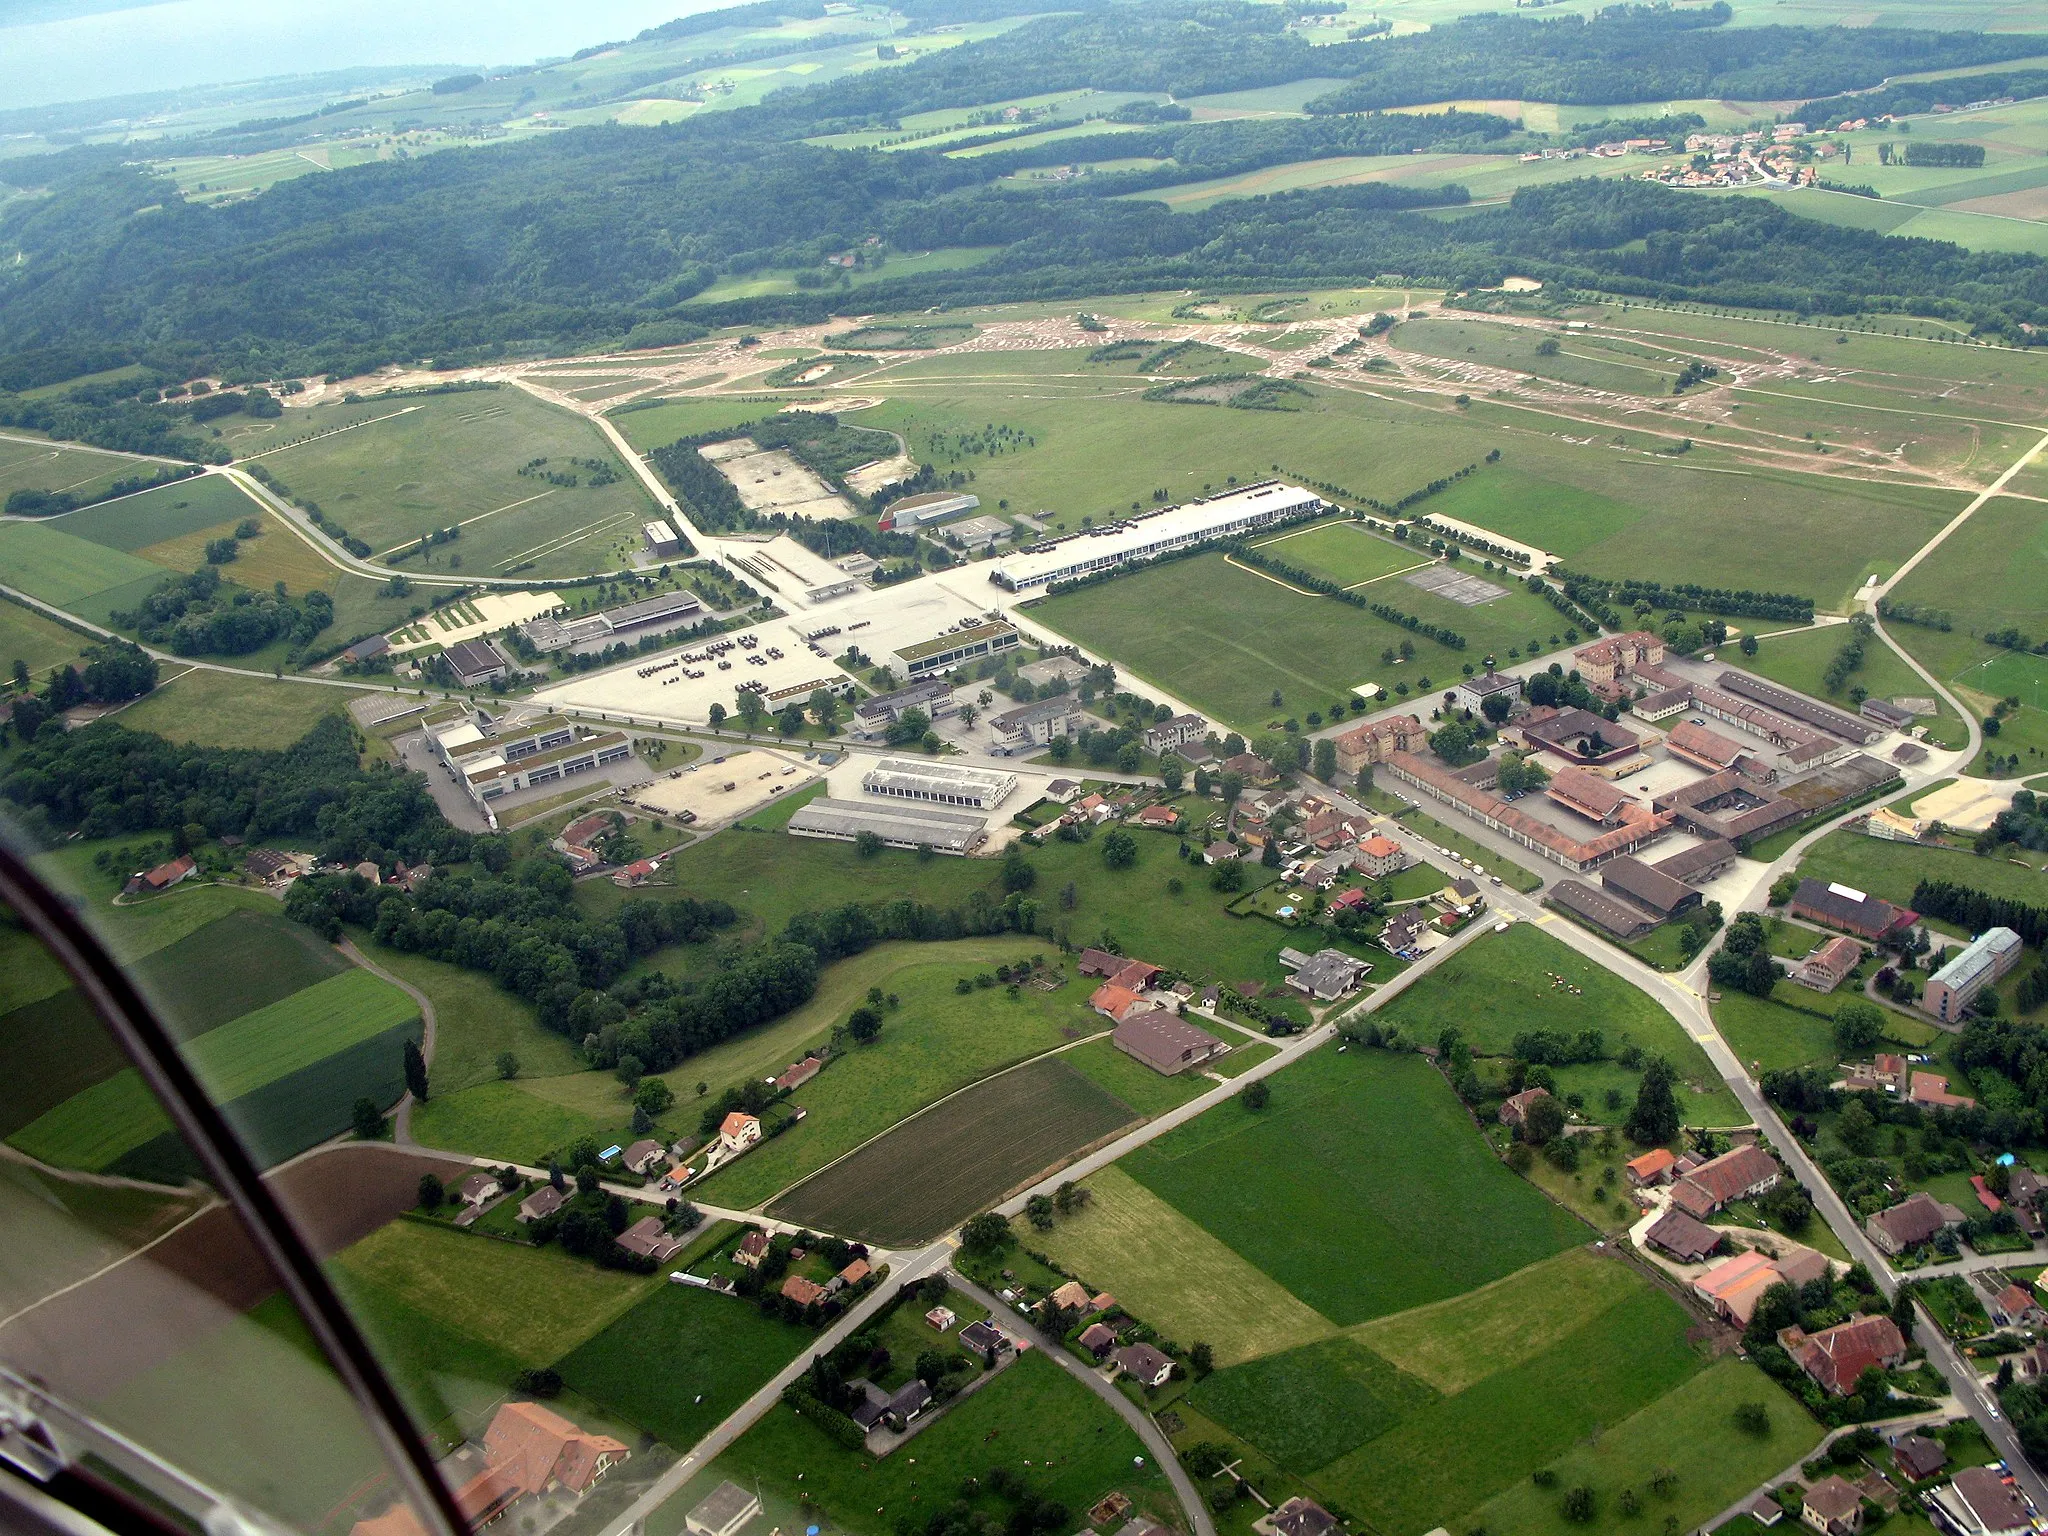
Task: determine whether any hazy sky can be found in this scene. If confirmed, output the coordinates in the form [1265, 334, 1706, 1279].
[0, 0, 725, 109]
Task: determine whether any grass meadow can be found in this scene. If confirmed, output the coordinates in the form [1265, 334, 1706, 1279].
[115, 669, 350, 751]
[1374, 922, 1745, 1124]
[1123, 1048, 1587, 1327]
[1797, 826, 2048, 909]
[1251, 518, 1432, 588]
[0, 435, 150, 506]
[767, 1054, 1137, 1241]
[1743, 623, 1966, 748]
[0, 597, 90, 684]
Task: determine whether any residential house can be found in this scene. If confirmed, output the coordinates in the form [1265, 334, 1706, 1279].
[1381, 908, 1434, 956]
[776, 1055, 823, 1092]
[622, 1140, 666, 1176]
[1113, 1011, 1229, 1075]
[1328, 887, 1369, 916]
[781, 1275, 827, 1307]
[1135, 804, 1181, 831]
[884, 1380, 933, 1432]
[1794, 936, 1864, 994]
[1265, 1498, 1339, 1536]
[1788, 879, 1918, 944]
[1642, 1209, 1722, 1264]
[1800, 1474, 1863, 1536]
[1910, 1072, 1977, 1112]
[1114, 1343, 1175, 1389]
[1050, 1281, 1093, 1313]
[1220, 752, 1278, 786]
[1779, 1314, 1908, 1397]
[719, 1112, 763, 1154]
[481, 1400, 628, 1499]
[1626, 1148, 1678, 1187]
[1090, 983, 1156, 1026]
[1451, 670, 1520, 714]
[1278, 947, 1372, 1001]
[615, 1217, 687, 1263]
[612, 857, 661, 888]
[1298, 807, 1361, 851]
[1355, 834, 1407, 879]
[516, 1185, 565, 1223]
[958, 1320, 1013, 1359]
[1044, 778, 1081, 804]
[455, 1172, 501, 1207]
[1498, 1087, 1551, 1131]
[1891, 1433, 1946, 1483]
[1929, 1466, 2031, 1536]
[833, 1258, 872, 1292]
[1143, 714, 1209, 755]
[1668, 1145, 1781, 1220]
[685, 1483, 764, 1536]
[1840, 1054, 1907, 1095]
[1205, 841, 1248, 867]
[1991, 1283, 2045, 1330]
[733, 1230, 771, 1268]
[1924, 928, 2024, 1023]
[1079, 1322, 1118, 1360]
[847, 1380, 891, 1431]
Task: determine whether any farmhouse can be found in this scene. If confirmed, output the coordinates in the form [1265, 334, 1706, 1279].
[1627, 1148, 1678, 1187]
[1114, 1011, 1229, 1075]
[1865, 1191, 1965, 1255]
[1924, 927, 2024, 1023]
[989, 696, 1083, 754]
[1090, 982, 1156, 1025]
[1643, 1208, 1721, 1263]
[685, 1483, 763, 1536]
[1779, 1315, 1907, 1397]
[1113, 1343, 1175, 1389]
[1793, 936, 1863, 993]
[988, 481, 1321, 591]
[1788, 879, 1917, 943]
[1693, 1248, 1830, 1326]
[1668, 1144, 1780, 1220]
[131, 854, 196, 894]
[1498, 1086, 1551, 1130]
[1929, 1467, 2032, 1536]
[862, 757, 1017, 810]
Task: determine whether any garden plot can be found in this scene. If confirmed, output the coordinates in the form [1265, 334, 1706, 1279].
[700, 438, 856, 520]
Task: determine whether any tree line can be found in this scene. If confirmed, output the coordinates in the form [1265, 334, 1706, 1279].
[1911, 878, 2048, 949]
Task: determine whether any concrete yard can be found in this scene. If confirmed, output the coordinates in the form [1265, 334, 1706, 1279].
[700, 438, 855, 520]
[1910, 776, 2018, 832]
[625, 749, 812, 826]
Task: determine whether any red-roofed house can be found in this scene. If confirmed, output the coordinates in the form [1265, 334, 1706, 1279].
[1355, 834, 1407, 879]
[719, 1112, 762, 1153]
[1626, 1148, 1678, 1187]
[1991, 1283, 2045, 1330]
[1781, 1315, 1907, 1396]
[132, 854, 196, 894]
[782, 1275, 827, 1306]
[1089, 983, 1153, 1025]
[484, 1401, 629, 1498]
[1973, 1174, 2004, 1214]
[1498, 1087, 1551, 1130]
[1668, 1144, 1780, 1219]
[1136, 804, 1181, 830]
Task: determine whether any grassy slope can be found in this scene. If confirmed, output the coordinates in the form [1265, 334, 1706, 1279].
[1375, 923, 1745, 1124]
[364, 944, 584, 1095]
[115, 669, 350, 751]
[1124, 1048, 1587, 1327]
[1798, 826, 2048, 908]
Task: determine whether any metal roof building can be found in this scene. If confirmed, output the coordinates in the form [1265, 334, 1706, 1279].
[987, 481, 1320, 591]
[787, 797, 988, 854]
[861, 756, 1018, 810]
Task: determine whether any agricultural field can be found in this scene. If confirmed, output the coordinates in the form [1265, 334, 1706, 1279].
[1031, 1165, 1339, 1367]
[0, 435, 152, 507]
[766, 1054, 1138, 1243]
[0, 597, 91, 685]
[696, 945, 1099, 1208]
[214, 388, 658, 577]
[0, 519, 178, 626]
[680, 1348, 1177, 1536]
[1374, 923, 1746, 1125]
[11, 966, 420, 1174]
[1121, 1048, 1587, 1327]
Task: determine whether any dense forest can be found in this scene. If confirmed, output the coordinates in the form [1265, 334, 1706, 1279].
[1, 0, 2044, 384]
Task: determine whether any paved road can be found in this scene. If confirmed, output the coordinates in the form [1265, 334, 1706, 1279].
[948, 1272, 1216, 1536]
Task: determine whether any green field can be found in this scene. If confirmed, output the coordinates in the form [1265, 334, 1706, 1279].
[688, 1348, 1176, 1536]
[610, 396, 786, 454]
[1797, 826, 2048, 909]
[332, 1216, 661, 1366]
[114, 669, 352, 751]
[0, 596, 90, 684]
[558, 1277, 814, 1449]
[1058, 1033, 1218, 1117]
[11, 967, 418, 1170]
[1029, 550, 1562, 730]
[767, 1054, 1138, 1242]
[217, 388, 657, 577]
[1375, 922, 1745, 1124]
[697, 946, 1101, 1207]
[363, 945, 583, 1097]
[410, 1078, 622, 1168]
[1190, 1334, 1440, 1472]
[1394, 315, 1682, 396]
[1032, 1164, 1338, 1367]
[0, 435, 153, 507]
[132, 908, 349, 1041]
[0, 520, 173, 618]
[1413, 468, 1648, 560]
[1252, 519, 1431, 588]
[52, 474, 253, 552]
[1123, 1048, 1587, 1327]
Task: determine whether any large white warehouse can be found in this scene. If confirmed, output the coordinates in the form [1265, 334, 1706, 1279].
[987, 480, 1321, 592]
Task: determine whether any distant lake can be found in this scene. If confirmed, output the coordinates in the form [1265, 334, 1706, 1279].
[0, 0, 724, 111]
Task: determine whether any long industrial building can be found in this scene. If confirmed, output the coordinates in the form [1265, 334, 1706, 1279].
[987, 481, 1320, 592]
[787, 797, 988, 855]
[520, 589, 706, 654]
[861, 757, 1018, 810]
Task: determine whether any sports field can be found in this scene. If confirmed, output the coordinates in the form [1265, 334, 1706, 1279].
[1374, 923, 1746, 1124]
[217, 389, 657, 577]
[1029, 551, 1562, 730]
[1122, 1049, 1587, 1326]
[695, 945, 1094, 1207]
[11, 967, 418, 1171]
[1032, 1165, 1338, 1367]
[766, 1054, 1138, 1242]
[1251, 519, 1432, 588]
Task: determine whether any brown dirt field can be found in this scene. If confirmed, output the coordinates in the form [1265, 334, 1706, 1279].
[1948, 185, 2048, 220]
